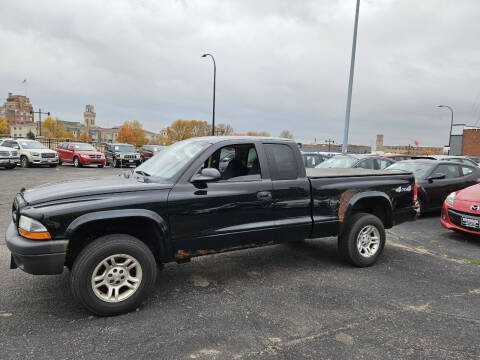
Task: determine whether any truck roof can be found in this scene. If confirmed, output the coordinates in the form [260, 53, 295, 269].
[306, 167, 412, 178]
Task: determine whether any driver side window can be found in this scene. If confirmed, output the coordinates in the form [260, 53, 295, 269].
[203, 143, 261, 181]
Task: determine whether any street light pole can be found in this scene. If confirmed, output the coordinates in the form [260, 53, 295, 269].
[342, 0, 361, 154]
[437, 105, 454, 154]
[325, 138, 335, 153]
[30, 108, 50, 137]
[202, 53, 216, 136]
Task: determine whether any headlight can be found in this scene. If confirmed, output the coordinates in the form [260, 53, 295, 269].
[445, 192, 455, 206]
[81, 154, 89, 158]
[31, 152, 40, 157]
[18, 216, 51, 240]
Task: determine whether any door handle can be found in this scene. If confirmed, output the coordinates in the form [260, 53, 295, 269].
[257, 191, 272, 201]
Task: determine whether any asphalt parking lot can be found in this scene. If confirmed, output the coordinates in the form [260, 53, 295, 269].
[1, 165, 479, 360]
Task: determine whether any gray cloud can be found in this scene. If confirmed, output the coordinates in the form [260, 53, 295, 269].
[0, 0, 479, 146]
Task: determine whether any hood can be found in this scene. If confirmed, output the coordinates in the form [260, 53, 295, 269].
[22, 174, 173, 205]
[455, 183, 480, 201]
[77, 150, 104, 156]
[25, 148, 57, 154]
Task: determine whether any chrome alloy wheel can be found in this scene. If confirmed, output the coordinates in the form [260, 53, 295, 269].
[356, 225, 380, 258]
[91, 254, 142, 303]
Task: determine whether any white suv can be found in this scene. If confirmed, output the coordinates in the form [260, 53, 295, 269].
[1, 139, 59, 168]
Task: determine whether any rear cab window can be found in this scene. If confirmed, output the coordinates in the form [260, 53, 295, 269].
[265, 143, 298, 180]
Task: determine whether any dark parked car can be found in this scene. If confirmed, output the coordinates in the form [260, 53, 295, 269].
[6, 136, 417, 315]
[316, 154, 394, 170]
[104, 143, 141, 168]
[433, 156, 479, 167]
[56, 142, 105, 168]
[387, 160, 480, 214]
[140, 145, 165, 162]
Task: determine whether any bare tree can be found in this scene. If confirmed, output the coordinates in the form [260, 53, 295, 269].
[279, 130, 293, 139]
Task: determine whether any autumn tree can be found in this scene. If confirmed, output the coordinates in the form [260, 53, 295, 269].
[0, 118, 9, 135]
[131, 120, 148, 147]
[279, 130, 293, 139]
[78, 132, 91, 142]
[64, 131, 75, 140]
[215, 123, 234, 136]
[246, 131, 270, 137]
[42, 117, 68, 138]
[117, 123, 136, 144]
[164, 119, 211, 145]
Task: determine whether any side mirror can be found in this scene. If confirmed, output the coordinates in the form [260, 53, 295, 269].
[191, 168, 221, 182]
[428, 173, 446, 181]
[14, 145, 20, 150]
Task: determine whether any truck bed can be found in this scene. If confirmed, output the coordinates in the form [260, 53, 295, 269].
[306, 168, 409, 178]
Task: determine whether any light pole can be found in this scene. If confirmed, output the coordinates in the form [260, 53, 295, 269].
[325, 138, 335, 152]
[202, 53, 216, 136]
[342, 0, 361, 154]
[437, 105, 453, 154]
[30, 109, 50, 137]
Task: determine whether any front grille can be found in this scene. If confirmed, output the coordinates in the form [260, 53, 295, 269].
[89, 155, 102, 159]
[41, 153, 55, 158]
[124, 154, 137, 159]
[0, 151, 9, 157]
[11, 151, 18, 157]
[448, 209, 480, 230]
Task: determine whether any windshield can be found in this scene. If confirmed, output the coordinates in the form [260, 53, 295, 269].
[20, 141, 46, 149]
[316, 156, 356, 168]
[134, 140, 209, 180]
[74, 144, 96, 151]
[386, 162, 431, 179]
[114, 145, 135, 152]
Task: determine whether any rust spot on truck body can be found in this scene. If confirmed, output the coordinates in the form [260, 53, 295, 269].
[175, 240, 275, 260]
[338, 189, 357, 222]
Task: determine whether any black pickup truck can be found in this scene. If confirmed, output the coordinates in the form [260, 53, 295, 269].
[6, 136, 417, 315]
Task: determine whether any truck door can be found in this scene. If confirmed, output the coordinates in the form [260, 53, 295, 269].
[168, 141, 274, 258]
[264, 143, 312, 243]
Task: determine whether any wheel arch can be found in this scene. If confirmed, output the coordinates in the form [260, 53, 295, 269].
[64, 209, 171, 268]
[341, 192, 393, 231]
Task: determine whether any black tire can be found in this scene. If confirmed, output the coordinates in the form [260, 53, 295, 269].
[20, 156, 30, 168]
[98, 164, 104, 168]
[338, 212, 385, 267]
[58, 161, 62, 165]
[70, 234, 157, 316]
[49, 164, 57, 168]
[73, 157, 81, 168]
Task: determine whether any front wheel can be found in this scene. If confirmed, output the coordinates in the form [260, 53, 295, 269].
[338, 212, 385, 267]
[20, 156, 30, 168]
[73, 157, 81, 168]
[70, 234, 157, 316]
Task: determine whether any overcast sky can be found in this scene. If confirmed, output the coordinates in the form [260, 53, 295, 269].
[1, 0, 479, 146]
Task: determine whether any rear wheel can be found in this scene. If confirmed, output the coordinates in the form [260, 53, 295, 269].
[70, 234, 157, 316]
[20, 156, 30, 168]
[338, 212, 385, 267]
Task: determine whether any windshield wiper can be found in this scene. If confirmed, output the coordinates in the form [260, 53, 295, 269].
[135, 170, 151, 177]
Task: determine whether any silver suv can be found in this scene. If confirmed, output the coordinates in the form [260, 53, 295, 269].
[1, 139, 58, 168]
[0, 144, 20, 169]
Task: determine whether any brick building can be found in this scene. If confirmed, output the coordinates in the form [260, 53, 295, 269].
[0, 93, 34, 126]
[450, 126, 480, 156]
[375, 134, 443, 155]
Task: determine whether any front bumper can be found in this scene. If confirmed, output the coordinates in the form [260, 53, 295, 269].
[80, 157, 106, 165]
[441, 203, 480, 235]
[0, 157, 20, 165]
[31, 158, 59, 165]
[5, 222, 68, 275]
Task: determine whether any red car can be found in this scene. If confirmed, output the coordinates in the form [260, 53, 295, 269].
[441, 184, 480, 234]
[56, 142, 106, 168]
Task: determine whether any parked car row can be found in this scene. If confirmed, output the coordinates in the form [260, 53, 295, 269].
[313, 152, 480, 236]
[0, 138, 165, 169]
